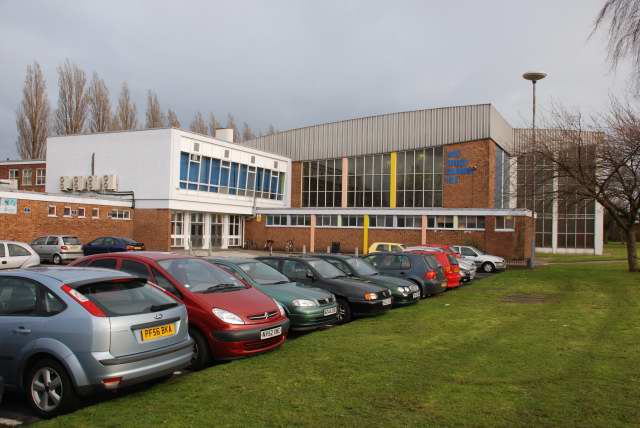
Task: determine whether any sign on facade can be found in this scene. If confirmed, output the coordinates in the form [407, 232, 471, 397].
[0, 198, 17, 214]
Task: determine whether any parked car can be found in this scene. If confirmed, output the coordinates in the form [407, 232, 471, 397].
[257, 255, 392, 324]
[451, 245, 507, 273]
[82, 237, 145, 256]
[71, 252, 289, 369]
[31, 235, 83, 265]
[0, 241, 40, 270]
[405, 249, 461, 289]
[406, 245, 476, 283]
[363, 252, 447, 297]
[368, 242, 406, 253]
[206, 257, 339, 331]
[0, 267, 192, 418]
[0, 375, 4, 405]
[313, 254, 420, 307]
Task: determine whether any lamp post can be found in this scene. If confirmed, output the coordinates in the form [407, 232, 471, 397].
[523, 71, 547, 269]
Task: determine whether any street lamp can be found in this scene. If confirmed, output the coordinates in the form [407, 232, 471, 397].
[522, 71, 547, 269]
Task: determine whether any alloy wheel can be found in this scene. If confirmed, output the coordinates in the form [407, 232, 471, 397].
[53, 254, 62, 265]
[31, 367, 63, 413]
[337, 302, 346, 321]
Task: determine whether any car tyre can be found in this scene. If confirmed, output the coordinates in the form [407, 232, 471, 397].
[25, 357, 78, 418]
[52, 254, 62, 265]
[481, 262, 495, 273]
[189, 328, 210, 371]
[336, 298, 352, 324]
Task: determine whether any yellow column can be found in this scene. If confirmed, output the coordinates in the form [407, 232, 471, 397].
[363, 214, 369, 255]
[390, 152, 397, 208]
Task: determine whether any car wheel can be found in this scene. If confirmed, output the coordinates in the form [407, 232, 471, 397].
[481, 262, 495, 273]
[336, 298, 352, 324]
[25, 358, 78, 418]
[189, 328, 210, 371]
[52, 254, 62, 265]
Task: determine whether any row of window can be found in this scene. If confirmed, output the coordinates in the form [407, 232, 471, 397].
[265, 214, 516, 231]
[179, 152, 285, 200]
[7, 168, 46, 186]
[47, 205, 130, 220]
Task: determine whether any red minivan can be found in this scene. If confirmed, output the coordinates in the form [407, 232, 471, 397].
[71, 252, 290, 369]
[406, 249, 461, 289]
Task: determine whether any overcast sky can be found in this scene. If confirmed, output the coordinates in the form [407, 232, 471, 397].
[0, 0, 631, 159]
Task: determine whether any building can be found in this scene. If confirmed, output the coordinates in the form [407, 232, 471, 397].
[0, 159, 46, 192]
[0, 103, 602, 259]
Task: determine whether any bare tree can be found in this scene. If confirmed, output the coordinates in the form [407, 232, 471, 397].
[15, 62, 50, 159]
[593, 0, 640, 85]
[242, 122, 256, 141]
[266, 124, 277, 136]
[226, 113, 239, 142]
[208, 112, 221, 137]
[54, 59, 89, 135]
[167, 109, 181, 128]
[113, 82, 138, 130]
[520, 99, 640, 272]
[87, 72, 112, 133]
[189, 111, 208, 134]
[145, 90, 165, 128]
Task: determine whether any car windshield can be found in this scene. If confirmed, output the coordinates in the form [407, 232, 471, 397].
[62, 236, 81, 245]
[158, 258, 246, 293]
[447, 255, 459, 265]
[307, 259, 346, 279]
[346, 258, 378, 275]
[469, 246, 484, 255]
[422, 255, 439, 270]
[238, 261, 290, 285]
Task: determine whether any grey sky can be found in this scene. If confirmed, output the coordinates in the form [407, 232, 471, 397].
[0, 0, 631, 159]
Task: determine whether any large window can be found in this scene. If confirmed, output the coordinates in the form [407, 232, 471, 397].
[516, 154, 554, 247]
[171, 212, 184, 247]
[557, 198, 595, 249]
[179, 152, 285, 201]
[36, 168, 46, 186]
[347, 154, 390, 207]
[396, 147, 443, 207]
[302, 158, 342, 207]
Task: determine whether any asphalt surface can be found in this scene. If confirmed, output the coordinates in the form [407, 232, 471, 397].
[0, 269, 495, 426]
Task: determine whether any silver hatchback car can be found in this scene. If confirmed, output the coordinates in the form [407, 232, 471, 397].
[0, 267, 193, 418]
[30, 235, 83, 265]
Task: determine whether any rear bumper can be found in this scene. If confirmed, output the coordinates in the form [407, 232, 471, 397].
[60, 252, 83, 261]
[349, 299, 392, 316]
[74, 338, 193, 395]
[210, 319, 290, 359]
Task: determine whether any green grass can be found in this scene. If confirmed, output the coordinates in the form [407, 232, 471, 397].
[536, 242, 637, 264]
[40, 265, 640, 428]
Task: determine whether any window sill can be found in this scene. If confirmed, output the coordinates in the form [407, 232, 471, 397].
[495, 229, 515, 232]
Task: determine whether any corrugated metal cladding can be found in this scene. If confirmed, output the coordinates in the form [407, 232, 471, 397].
[512, 128, 603, 154]
[243, 104, 515, 161]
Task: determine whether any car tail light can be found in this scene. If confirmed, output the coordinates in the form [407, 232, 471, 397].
[453, 266, 460, 273]
[126, 245, 135, 251]
[60, 245, 69, 251]
[101, 376, 122, 390]
[424, 271, 437, 280]
[61, 284, 106, 317]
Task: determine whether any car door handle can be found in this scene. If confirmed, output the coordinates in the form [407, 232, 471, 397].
[1, 261, 6, 264]
[399, 271, 405, 275]
[13, 326, 31, 335]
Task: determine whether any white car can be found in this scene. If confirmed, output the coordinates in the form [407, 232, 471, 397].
[0, 240, 41, 269]
[451, 245, 506, 273]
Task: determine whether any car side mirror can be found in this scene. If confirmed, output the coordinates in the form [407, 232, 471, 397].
[305, 271, 315, 280]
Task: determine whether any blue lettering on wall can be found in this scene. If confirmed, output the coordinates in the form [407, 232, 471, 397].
[446, 176, 460, 185]
[447, 167, 474, 175]
[448, 150, 461, 158]
[447, 159, 468, 167]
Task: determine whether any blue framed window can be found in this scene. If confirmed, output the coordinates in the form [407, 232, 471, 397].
[256, 168, 264, 194]
[229, 163, 239, 195]
[263, 168, 271, 195]
[188, 155, 200, 190]
[239, 165, 248, 193]
[210, 159, 220, 192]
[199, 158, 210, 191]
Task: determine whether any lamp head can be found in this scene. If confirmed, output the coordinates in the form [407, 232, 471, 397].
[523, 71, 547, 82]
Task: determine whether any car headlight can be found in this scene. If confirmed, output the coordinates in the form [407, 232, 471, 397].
[397, 286, 409, 295]
[292, 299, 317, 307]
[274, 299, 286, 316]
[364, 292, 378, 301]
[212, 308, 244, 325]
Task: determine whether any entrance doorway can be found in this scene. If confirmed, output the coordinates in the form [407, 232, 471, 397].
[211, 214, 223, 248]
[228, 215, 242, 247]
[190, 213, 204, 248]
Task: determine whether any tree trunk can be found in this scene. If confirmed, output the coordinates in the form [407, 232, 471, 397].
[625, 226, 638, 272]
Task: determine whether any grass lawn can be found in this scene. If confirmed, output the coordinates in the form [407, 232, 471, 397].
[536, 242, 637, 264]
[39, 264, 640, 428]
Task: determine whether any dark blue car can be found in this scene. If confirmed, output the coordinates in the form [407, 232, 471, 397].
[82, 236, 145, 255]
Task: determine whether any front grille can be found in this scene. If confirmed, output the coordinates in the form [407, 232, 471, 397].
[379, 289, 392, 299]
[317, 296, 335, 305]
[243, 336, 282, 351]
[247, 310, 279, 321]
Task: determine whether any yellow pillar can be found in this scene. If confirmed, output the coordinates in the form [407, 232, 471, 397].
[390, 152, 397, 208]
[363, 214, 369, 255]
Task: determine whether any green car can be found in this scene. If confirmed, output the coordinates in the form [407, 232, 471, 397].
[206, 257, 339, 331]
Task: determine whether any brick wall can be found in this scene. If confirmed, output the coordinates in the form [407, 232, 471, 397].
[291, 162, 302, 208]
[443, 139, 497, 209]
[133, 209, 171, 251]
[0, 199, 133, 245]
[0, 162, 46, 193]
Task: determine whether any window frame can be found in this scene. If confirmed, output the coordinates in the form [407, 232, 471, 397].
[48, 205, 57, 217]
[22, 168, 32, 186]
[35, 168, 46, 185]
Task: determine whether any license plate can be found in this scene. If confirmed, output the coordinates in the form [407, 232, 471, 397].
[382, 298, 392, 306]
[134, 246, 143, 250]
[260, 326, 282, 340]
[412, 292, 420, 299]
[323, 307, 337, 316]
[140, 323, 175, 342]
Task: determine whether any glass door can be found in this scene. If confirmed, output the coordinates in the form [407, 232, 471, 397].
[227, 215, 242, 247]
[190, 213, 204, 248]
[210, 214, 223, 249]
